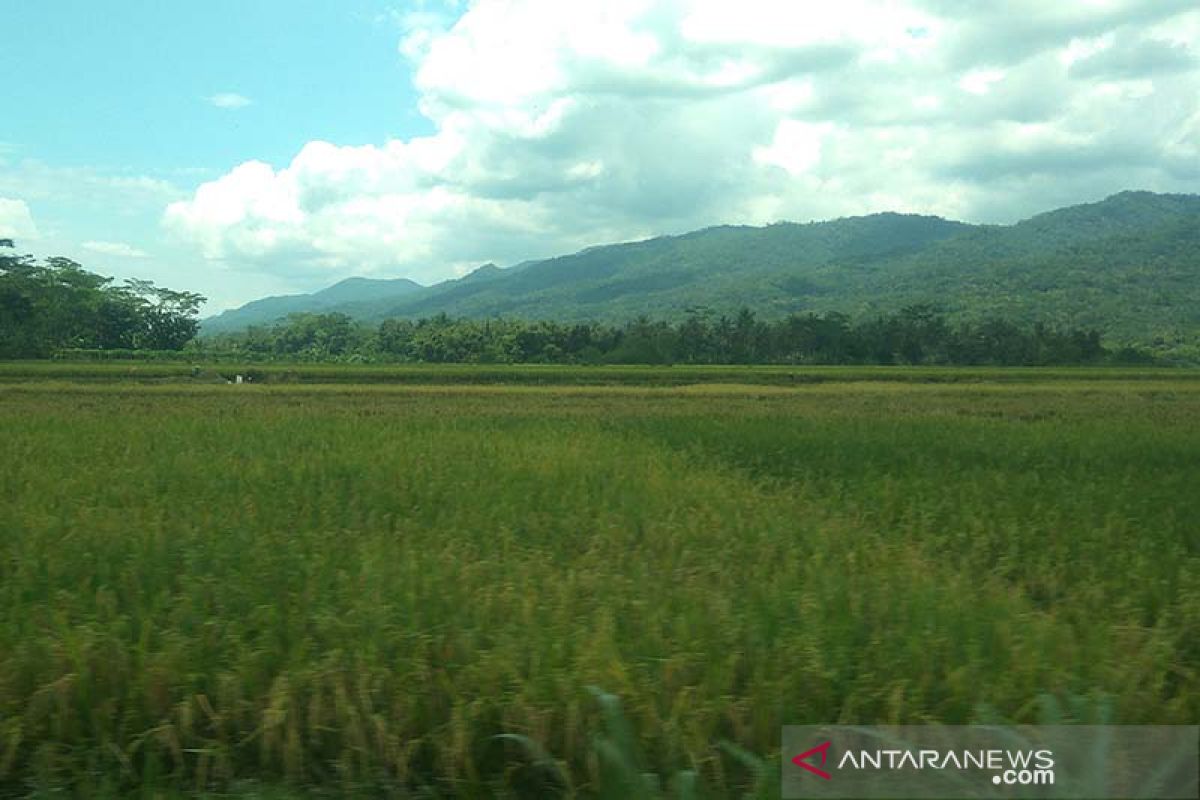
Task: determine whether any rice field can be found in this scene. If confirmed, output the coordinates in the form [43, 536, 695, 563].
[0, 365, 1197, 797]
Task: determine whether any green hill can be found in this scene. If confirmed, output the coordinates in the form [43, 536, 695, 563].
[203, 276, 424, 333]
[202, 191, 1200, 354]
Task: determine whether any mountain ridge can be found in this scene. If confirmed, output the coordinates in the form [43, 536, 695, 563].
[201, 191, 1200, 351]
[204, 276, 423, 331]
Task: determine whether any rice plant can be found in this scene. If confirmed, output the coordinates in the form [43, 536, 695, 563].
[0, 368, 1196, 796]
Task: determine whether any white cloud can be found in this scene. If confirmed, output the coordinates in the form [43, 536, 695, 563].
[0, 198, 38, 240]
[1060, 33, 1115, 67]
[81, 240, 149, 258]
[165, 1, 1200, 286]
[754, 120, 836, 175]
[207, 92, 253, 109]
[958, 68, 1007, 95]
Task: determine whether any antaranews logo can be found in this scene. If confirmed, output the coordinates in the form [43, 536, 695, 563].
[781, 725, 1199, 799]
[790, 738, 1054, 785]
[791, 740, 832, 780]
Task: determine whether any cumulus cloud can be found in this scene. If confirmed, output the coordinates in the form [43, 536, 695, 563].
[165, 1, 1200, 284]
[207, 92, 253, 109]
[0, 198, 38, 240]
[81, 240, 149, 258]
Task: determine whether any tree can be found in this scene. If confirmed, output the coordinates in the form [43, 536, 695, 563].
[123, 279, 207, 350]
[0, 242, 206, 356]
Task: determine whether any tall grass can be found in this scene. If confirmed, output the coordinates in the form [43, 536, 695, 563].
[0, 373, 1196, 796]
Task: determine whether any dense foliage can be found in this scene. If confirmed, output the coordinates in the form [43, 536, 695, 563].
[0, 240, 205, 358]
[199, 306, 1152, 366]
[2, 235, 1151, 366]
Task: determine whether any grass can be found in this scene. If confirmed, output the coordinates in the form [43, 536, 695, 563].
[4, 360, 1199, 385]
[0, 365, 1197, 797]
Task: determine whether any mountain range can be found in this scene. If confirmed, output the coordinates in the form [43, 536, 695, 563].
[202, 191, 1200, 351]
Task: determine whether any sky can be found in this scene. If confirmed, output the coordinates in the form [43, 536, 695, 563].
[1, 0, 1197, 313]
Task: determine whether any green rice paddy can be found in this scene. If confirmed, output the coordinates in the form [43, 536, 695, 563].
[0, 365, 1196, 797]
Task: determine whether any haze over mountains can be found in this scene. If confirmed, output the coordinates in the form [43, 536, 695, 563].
[203, 191, 1200, 350]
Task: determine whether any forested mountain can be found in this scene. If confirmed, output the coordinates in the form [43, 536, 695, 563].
[203, 276, 422, 332]
[202, 191, 1200, 354]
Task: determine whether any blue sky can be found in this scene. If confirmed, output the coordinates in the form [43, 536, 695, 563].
[2, 0, 446, 308]
[2, 1, 1197, 313]
[4, 0, 429, 169]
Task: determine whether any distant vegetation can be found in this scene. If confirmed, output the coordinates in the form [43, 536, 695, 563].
[200, 191, 1200, 362]
[0, 239, 205, 358]
[201, 275, 424, 330]
[3, 233, 1157, 366]
[197, 307, 1153, 366]
[7, 190, 1198, 364]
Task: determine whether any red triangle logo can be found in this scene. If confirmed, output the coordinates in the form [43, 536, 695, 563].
[792, 740, 833, 780]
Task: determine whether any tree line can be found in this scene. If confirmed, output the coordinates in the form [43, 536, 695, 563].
[0, 241, 1157, 365]
[0, 240, 205, 358]
[199, 306, 1154, 366]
